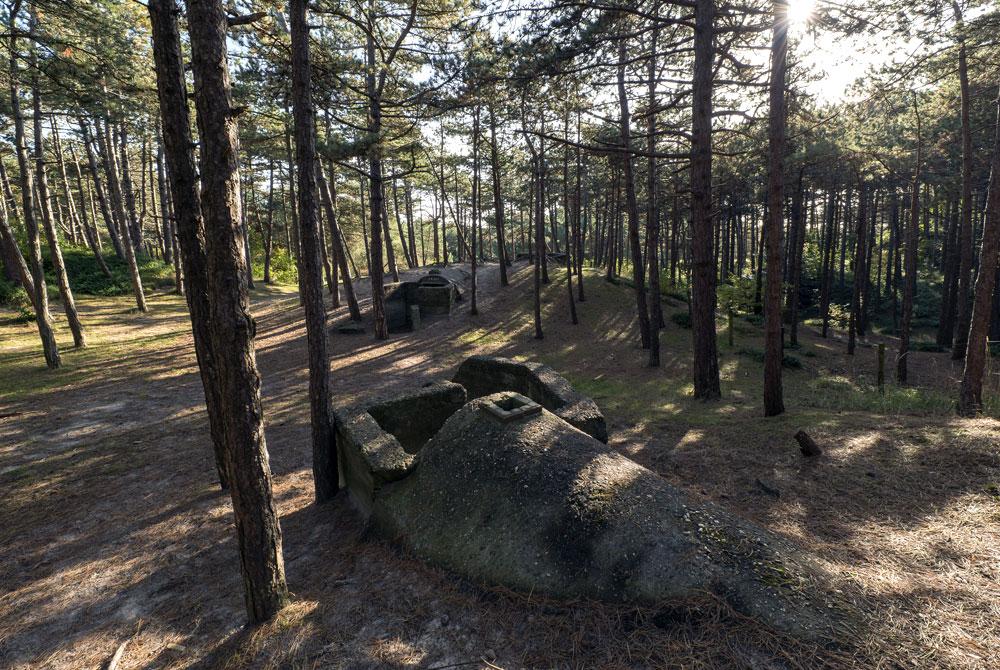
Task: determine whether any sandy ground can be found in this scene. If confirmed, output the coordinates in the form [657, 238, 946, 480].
[1, 261, 999, 669]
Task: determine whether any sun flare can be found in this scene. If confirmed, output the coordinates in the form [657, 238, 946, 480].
[788, 0, 817, 31]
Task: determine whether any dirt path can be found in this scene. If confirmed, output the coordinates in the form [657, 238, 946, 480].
[2, 263, 999, 669]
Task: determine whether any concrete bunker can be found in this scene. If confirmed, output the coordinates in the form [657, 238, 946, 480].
[453, 355, 608, 442]
[334, 356, 850, 641]
[382, 269, 465, 334]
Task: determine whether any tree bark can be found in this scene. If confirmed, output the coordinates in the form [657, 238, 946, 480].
[958, 81, 1000, 415]
[471, 106, 480, 316]
[952, 19, 975, 360]
[898, 96, 922, 384]
[9, 1, 59, 368]
[31, 53, 86, 347]
[646, 13, 661, 365]
[186, 0, 288, 623]
[317, 163, 362, 320]
[763, 0, 787, 417]
[617, 38, 651, 350]
[690, 0, 720, 399]
[290, 0, 338, 501]
[786, 169, 806, 345]
[488, 103, 509, 286]
[148, 0, 233, 491]
[849, 179, 870, 356]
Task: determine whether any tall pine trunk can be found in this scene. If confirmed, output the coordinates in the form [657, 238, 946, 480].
[149, 0, 231, 492]
[290, 0, 338, 501]
[617, 39, 651, 350]
[690, 0, 720, 399]
[952, 23, 975, 360]
[897, 96, 922, 384]
[958, 80, 1000, 415]
[763, 0, 787, 417]
[9, 1, 60, 368]
[488, 104, 509, 286]
[186, 0, 288, 623]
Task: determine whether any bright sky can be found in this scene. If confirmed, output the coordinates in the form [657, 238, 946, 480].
[789, 0, 902, 104]
[789, 0, 990, 104]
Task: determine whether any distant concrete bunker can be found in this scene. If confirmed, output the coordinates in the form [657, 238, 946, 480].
[334, 356, 848, 641]
[383, 268, 465, 333]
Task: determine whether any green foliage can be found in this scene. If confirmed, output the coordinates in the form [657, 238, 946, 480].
[0, 278, 34, 323]
[251, 247, 299, 286]
[48, 246, 174, 296]
[717, 273, 757, 315]
[826, 303, 850, 330]
[670, 311, 692, 329]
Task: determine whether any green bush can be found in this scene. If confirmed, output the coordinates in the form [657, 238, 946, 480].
[670, 311, 692, 329]
[0, 277, 35, 322]
[251, 247, 298, 285]
[717, 273, 757, 315]
[48, 245, 174, 296]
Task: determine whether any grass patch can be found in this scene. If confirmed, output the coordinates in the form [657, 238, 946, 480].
[801, 375, 956, 416]
[458, 327, 511, 347]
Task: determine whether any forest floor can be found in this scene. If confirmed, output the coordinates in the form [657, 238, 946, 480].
[2, 261, 1000, 669]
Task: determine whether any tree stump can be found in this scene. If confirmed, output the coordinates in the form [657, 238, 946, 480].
[794, 430, 823, 458]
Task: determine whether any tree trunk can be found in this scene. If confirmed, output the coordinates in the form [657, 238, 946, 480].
[9, 1, 60, 369]
[617, 38, 651, 350]
[786, 169, 806, 345]
[952, 27, 975, 360]
[958, 81, 1000, 415]
[488, 104, 509, 286]
[290, 0, 338, 502]
[185, 0, 288, 623]
[646, 15, 661, 365]
[31, 45, 86, 347]
[284, 122, 305, 303]
[938, 198, 960, 347]
[50, 115, 83, 247]
[898, 96, 922, 385]
[471, 106, 480, 316]
[365, 20, 388, 339]
[95, 118, 147, 311]
[79, 119, 122, 257]
[317, 164, 362, 320]
[763, 0, 787, 417]
[148, 0, 232, 491]
[690, 0, 720, 399]
[0, 195, 34, 295]
[849, 180, 870, 356]
[118, 124, 143, 253]
[562, 109, 577, 325]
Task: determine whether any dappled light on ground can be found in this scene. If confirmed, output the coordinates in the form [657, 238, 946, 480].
[1, 262, 999, 668]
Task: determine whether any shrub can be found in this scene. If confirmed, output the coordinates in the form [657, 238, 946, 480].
[47, 246, 173, 296]
[717, 273, 757, 315]
[0, 278, 35, 322]
[670, 311, 692, 329]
